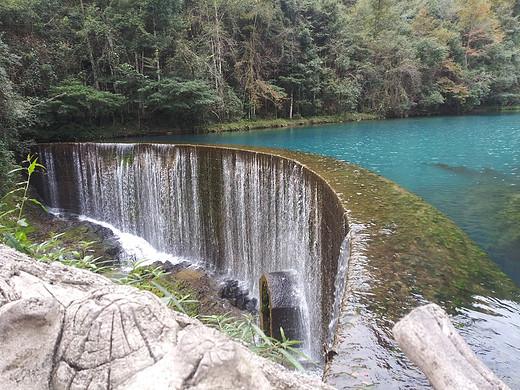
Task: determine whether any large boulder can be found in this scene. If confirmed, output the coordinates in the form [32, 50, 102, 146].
[0, 245, 333, 390]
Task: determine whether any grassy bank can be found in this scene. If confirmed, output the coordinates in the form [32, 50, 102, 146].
[195, 113, 381, 133]
[471, 105, 520, 113]
[97, 113, 381, 140]
[34, 108, 520, 142]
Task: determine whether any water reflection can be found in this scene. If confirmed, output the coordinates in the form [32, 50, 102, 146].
[427, 163, 520, 284]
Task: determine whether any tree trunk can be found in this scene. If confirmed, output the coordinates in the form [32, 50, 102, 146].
[213, 0, 223, 99]
[289, 91, 294, 119]
[154, 20, 161, 82]
[393, 304, 511, 390]
[79, 0, 100, 90]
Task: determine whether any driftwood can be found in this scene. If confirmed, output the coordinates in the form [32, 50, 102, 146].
[393, 303, 510, 390]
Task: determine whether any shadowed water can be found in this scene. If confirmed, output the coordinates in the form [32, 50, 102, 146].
[129, 114, 520, 285]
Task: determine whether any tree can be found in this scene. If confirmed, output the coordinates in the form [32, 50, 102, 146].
[0, 35, 33, 146]
[457, 0, 504, 68]
[0, 38, 19, 194]
[137, 77, 220, 125]
[0, 35, 35, 192]
[184, 0, 239, 109]
[1, 0, 520, 134]
[34, 79, 126, 139]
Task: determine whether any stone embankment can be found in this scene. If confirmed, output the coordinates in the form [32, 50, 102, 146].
[0, 245, 333, 390]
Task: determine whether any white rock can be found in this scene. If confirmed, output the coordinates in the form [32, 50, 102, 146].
[0, 244, 333, 390]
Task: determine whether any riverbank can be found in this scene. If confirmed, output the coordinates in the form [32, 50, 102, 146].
[65, 107, 520, 142]
[96, 112, 381, 140]
[30, 108, 520, 144]
[194, 113, 381, 133]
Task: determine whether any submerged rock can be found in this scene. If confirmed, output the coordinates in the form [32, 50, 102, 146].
[0, 245, 333, 390]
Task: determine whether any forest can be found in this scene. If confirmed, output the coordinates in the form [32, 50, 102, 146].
[1, 0, 520, 187]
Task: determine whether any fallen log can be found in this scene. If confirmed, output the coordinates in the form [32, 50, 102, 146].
[393, 303, 510, 390]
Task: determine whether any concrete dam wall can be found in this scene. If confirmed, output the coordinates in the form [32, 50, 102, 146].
[35, 142, 350, 361]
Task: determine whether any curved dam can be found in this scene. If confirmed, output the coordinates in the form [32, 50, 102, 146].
[35, 142, 349, 362]
[34, 142, 520, 389]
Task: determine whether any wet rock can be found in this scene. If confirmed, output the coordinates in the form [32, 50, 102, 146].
[102, 237, 121, 257]
[151, 260, 192, 274]
[221, 279, 258, 314]
[245, 297, 258, 313]
[25, 206, 123, 264]
[87, 222, 114, 240]
[1, 244, 332, 390]
[81, 221, 122, 258]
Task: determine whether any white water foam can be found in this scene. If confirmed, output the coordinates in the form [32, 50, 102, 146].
[48, 208, 189, 267]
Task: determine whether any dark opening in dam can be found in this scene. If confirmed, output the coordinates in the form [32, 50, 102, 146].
[34, 142, 350, 362]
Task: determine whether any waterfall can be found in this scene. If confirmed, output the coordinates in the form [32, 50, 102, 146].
[35, 142, 349, 362]
[327, 231, 350, 347]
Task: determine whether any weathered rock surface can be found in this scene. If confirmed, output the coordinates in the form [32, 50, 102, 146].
[0, 245, 333, 390]
[393, 303, 511, 390]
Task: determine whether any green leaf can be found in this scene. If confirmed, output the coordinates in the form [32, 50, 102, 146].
[0, 208, 15, 218]
[251, 323, 274, 345]
[278, 348, 306, 373]
[15, 230, 27, 242]
[7, 167, 23, 175]
[28, 198, 48, 212]
[150, 280, 188, 314]
[4, 233, 27, 253]
[27, 156, 38, 175]
[280, 327, 287, 342]
[17, 218, 28, 227]
[2, 187, 23, 198]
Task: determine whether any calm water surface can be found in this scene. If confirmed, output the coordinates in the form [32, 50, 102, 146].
[132, 113, 520, 285]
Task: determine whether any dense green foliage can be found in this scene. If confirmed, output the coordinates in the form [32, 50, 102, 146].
[1, 0, 520, 146]
[1, 155, 44, 250]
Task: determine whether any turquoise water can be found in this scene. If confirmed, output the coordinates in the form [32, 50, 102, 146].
[130, 113, 520, 285]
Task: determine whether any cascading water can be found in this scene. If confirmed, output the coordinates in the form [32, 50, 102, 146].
[35, 142, 349, 362]
[327, 232, 350, 347]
